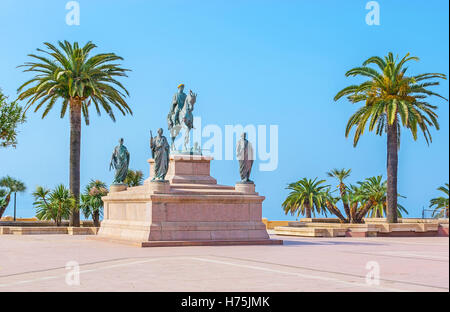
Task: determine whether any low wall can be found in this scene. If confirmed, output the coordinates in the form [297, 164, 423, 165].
[272, 219, 449, 238]
[0, 217, 39, 222]
[365, 218, 449, 224]
[0, 226, 99, 235]
[0, 220, 95, 227]
[262, 218, 290, 230]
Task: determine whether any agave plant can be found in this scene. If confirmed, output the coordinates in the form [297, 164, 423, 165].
[430, 183, 449, 218]
[282, 178, 329, 218]
[80, 180, 108, 227]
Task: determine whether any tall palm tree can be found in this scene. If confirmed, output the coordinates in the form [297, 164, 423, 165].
[80, 180, 108, 227]
[430, 183, 449, 218]
[282, 178, 329, 218]
[327, 168, 352, 222]
[124, 169, 144, 187]
[334, 52, 447, 223]
[0, 176, 26, 220]
[17, 41, 131, 226]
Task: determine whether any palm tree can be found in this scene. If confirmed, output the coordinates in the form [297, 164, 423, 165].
[124, 169, 144, 187]
[50, 185, 76, 226]
[17, 41, 131, 226]
[324, 175, 407, 223]
[335, 52, 447, 223]
[0, 176, 26, 220]
[0, 189, 8, 218]
[33, 185, 74, 226]
[430, 183, 449, 218]
[354, 176, 407, 220]
[327, 168, 352, 222]
[322, 188, 348, 223]
[282, 178, 329, 218]
[33, 186, 54, 224]
[80, 180, 108, 227]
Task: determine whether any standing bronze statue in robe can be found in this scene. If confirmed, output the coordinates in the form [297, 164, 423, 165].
[109, 138, 130, 184]
[236, 133, 254, 183]
[150, 128, 170, 181]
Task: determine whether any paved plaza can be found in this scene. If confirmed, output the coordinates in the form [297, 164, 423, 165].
[0, 234, 448, 292]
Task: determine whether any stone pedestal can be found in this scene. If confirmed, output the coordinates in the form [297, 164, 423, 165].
[235, 183, 256, 194]
[146, 155, 217, 185]
[109, 184, 127, 193]
[146, 180, 170, 194]
[97, 155, 281, 247]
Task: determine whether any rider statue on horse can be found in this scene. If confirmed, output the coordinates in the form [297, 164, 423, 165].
[167, 84, 197, 152]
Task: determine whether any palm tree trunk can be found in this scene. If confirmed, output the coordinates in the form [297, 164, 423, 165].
[326, 201, 347, 223]
[350, 202, 357, 223]
[13, 192, 16, 221]
[93, 210, 100, 227]
[386, 122, 399, 223]
[339, 183, 350, 222]
[69, 99, 81, 227]
[0, 193, 11, 219]
[355, 199, 374, 223]
[305, 203, 312, 218]
[375, 208, 381, 218]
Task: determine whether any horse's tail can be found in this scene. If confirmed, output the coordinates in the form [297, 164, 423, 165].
[167, 112, 174, 129]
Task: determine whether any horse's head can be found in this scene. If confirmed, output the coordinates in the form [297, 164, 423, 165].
[187, 90, 197, 105]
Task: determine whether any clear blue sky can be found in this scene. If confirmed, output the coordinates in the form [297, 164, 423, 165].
[0, 0, 448, 220]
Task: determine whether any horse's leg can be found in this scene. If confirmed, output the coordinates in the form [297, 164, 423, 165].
[170, 128, 176, 151]
[171, 126, 181, 151]
[171, 137, 175, 151]
[184, 126, 191, 151]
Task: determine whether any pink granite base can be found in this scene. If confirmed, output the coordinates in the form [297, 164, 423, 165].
[438, 225, 449, 237]
[97, 155, 280, 247]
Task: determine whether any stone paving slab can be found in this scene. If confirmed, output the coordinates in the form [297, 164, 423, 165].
[0, 234, 447, 292]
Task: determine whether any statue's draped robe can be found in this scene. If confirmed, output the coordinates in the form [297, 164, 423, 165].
[169, 92, 187, 128]
[152, 135, 170, 180]
[111, 144, 130, 184]
[236, 139, 254, 182]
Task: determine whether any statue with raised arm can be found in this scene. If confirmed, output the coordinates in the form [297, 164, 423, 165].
[167, 84, 197, 151]
[236, 133, 254, 183]
[109, 138, 130, 184]
[150, 128, 170, 181]
[168, 84, 187, 130]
